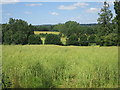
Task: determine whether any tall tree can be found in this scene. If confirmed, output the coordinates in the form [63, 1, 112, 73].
[114, 0, 120, 45]
[114, 0, 120, 27]
[58, 21, 81, 38]
[2, 18, 34, 44]
[97, 1, 113, 36]
[96, 1, 114, 46]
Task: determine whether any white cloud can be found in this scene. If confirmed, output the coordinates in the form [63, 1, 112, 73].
[58, 5, 77, 10]
[0, 0, 19, 4]
[73, 2, 88, 7]
[24, 11, 32, 14]
[87, 8, 100, 13]
[25, 3, 43, 6]
[58, 2, 88, 10]
[50, 12, 59, 16]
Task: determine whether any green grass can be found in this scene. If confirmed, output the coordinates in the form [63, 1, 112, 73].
[2, 45, 118, 88]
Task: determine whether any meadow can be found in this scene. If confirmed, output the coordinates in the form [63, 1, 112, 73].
[2, 45, 118, 88]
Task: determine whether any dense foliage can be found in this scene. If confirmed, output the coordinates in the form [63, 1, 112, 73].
[53, 1, 118, 46]
[114, 0, 120, 45]
[45, 34, 62, 45]
[2, 18, 34, 45]
[28, 35, 42, 44]
[66, 35, 79, 46]
[1, 1, 119, 46]
[34, 25, 57, 31]
[0, 24, 2, 44]
[96, 1, 118, 46]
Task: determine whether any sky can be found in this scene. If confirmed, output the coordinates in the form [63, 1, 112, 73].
[1, 0, 116, 25]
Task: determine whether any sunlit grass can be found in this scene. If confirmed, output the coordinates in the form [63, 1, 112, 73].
[2, 45, 118, 88]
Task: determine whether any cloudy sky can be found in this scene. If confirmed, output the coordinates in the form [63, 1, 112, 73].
[1, 0, 115, 25]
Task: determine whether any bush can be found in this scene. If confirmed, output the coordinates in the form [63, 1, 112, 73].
[13, 31, 28, 45]
[103, 33, 118, 46]
[80, 34, 88, 46]
[95, 33, 118, 46]
[88, 35, 96, 43]
[45, 34, 62, 45]
[28, 35, 42, 44]
[39, 33, 48, 38]
[66, 35, 79, 46]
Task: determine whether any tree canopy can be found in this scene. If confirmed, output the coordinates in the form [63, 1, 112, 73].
[2, 18, 34, 44]
[1, 1, 119, 46]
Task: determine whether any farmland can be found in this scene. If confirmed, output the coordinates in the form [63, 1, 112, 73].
[2, 45, 118, 88]
[34, 31, 60, 35]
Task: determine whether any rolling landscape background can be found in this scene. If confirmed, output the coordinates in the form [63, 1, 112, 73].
[0, 0, 120, 88]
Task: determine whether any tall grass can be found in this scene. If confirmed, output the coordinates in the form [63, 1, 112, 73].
[2, 45, 118, 88]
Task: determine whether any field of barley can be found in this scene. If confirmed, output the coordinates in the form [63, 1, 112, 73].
[2, 45, 118, 88]
[34, 31, 60, 35]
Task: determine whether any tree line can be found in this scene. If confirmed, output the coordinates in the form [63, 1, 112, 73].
[1, 1, 120, 46]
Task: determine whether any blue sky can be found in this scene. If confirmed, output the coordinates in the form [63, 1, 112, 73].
[1, 1, 115, 25]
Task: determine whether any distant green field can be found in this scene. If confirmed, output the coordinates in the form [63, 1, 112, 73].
[2, 45, 118, 88]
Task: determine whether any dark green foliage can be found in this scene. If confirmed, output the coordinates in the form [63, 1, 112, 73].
[52, 24, 64, 32]
[97, 1, 113, 25]
[96, 33, 118, 46]
[103, 33, 118, 46]
[3, 29, 13, 44]
[80, 35, 88, 46]
[0, 24, 2, 44]
[114, 1, 120, 45]
[114, 1, 120, 28]
[88, 35, 96, 43]
[97, 1, 113, 36]
[13, 31, 28, 45]
[2, 18, 33, 45]
[66, 35, 79, 46]
[28, 35, 42, 44]
[2, 1, 119, 47]
[58, 21, 81, 38]
[34, 25, 55, 31]
[45, 34, 62, 45]
[95, 1, 118, 46]
[82, 26, 95, 35]
[2, 73, 12, 88]
[39, 33, 48, 38]
[95, 36, 103, 46]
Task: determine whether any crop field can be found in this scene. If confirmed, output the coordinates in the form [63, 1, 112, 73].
[34, 31, 60, 35]
[2, 45, 118, 88]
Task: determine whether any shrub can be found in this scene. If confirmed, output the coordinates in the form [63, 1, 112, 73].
[44, 34, 62, 45]
[88, 35, 96, 43]
[103, 33, 118, 46]
[88, 35, 96, 46]
[66, 35, 79, 46]
[80, 34, 88, 46]
[39, 33, 48, 38]
[28, 35, 42, 44]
